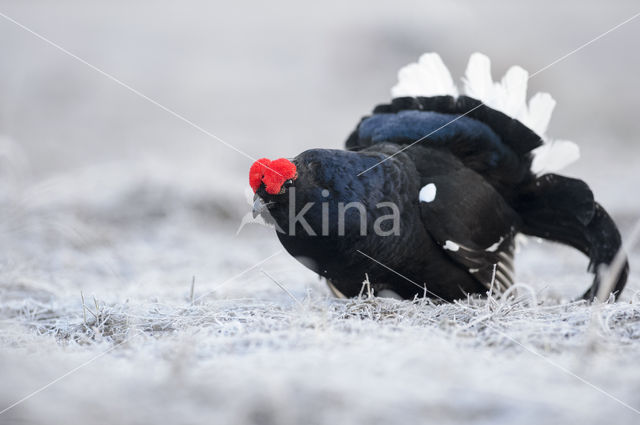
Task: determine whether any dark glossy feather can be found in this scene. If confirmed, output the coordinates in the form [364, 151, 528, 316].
[255, 96, 628, 301]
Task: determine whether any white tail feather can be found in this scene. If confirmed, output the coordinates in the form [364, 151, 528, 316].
[463, 53, 492, 101]
[392, 52, 580, 173]
[525, 92, 556, 136]
[530, 140, 580, 174]
[391, 53, 458, 98]
[498, 65, 529, 119]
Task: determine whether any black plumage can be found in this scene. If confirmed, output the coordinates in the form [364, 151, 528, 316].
[252, 95, 628, 302]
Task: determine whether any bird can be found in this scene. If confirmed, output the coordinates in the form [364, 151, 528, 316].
[249, 52, 629, 302]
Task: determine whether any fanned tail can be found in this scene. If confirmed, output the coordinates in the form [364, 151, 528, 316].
[392, 52, 581, 174]
[389, 52, 629, 300]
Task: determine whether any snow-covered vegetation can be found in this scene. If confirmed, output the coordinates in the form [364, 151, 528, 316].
[1, 161, 639, 424]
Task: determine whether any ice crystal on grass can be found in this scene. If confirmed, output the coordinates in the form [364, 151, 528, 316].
[1, 164, 639, 425]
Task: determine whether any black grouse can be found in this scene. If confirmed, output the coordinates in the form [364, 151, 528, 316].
[249, 53, 629, 302]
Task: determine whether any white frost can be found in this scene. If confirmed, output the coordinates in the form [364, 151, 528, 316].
[443, 240, 460, 251]
[419, 183, 437, 203]
[1, 160, 639, 425]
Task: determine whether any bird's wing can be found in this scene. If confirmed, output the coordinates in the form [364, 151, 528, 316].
[416, 154, 520, 293]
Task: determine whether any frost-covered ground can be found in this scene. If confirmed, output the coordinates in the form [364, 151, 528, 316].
[2, 1, 640, 424]
[1, 159, 639, 425]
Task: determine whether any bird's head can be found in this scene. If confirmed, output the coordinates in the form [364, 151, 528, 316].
[248, 149, 388, 232]
[249, 158, 298, 221]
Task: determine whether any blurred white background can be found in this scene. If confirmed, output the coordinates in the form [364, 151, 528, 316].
[1, 0, 638, 208]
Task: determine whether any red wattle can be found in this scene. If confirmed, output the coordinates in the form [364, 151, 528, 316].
[249, 157, 297, 194]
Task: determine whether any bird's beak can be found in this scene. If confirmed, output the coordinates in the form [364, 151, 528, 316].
[253, 194, 266, 218]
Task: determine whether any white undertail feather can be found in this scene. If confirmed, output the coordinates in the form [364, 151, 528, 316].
[526, 92, 556, 136]
[391, 53, 458, 98]
[530, 140, 580, 174]
[392, 52, 580, 174]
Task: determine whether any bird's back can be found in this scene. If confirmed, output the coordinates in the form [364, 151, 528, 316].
[249, 52, 628, 301]
[342, 53, 627, 299]
[347, 95, 545, 196]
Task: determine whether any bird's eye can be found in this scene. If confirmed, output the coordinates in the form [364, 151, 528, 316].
[284, 179, 294, 187]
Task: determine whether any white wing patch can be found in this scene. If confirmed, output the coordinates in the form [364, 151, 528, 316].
[443, 240, 460, 251]
[485, 237, 504, 252]
[392, 52, 580, 174]
[442, 238, 516, 294]
[419, 183, 437, 203]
